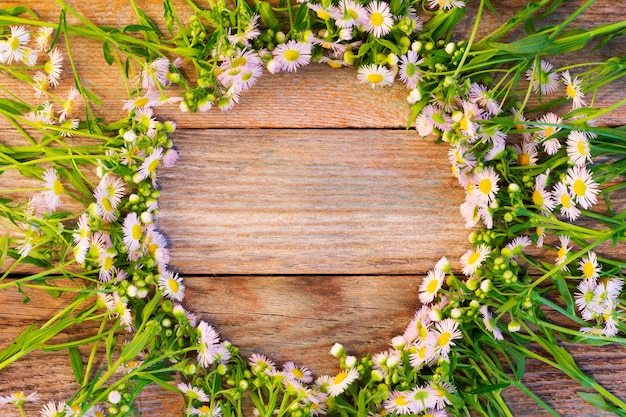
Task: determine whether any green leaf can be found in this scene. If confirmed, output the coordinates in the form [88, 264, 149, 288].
[0, 98, 30, 115]
[102, 40, 114, 65]
[293, 3, 309, 32]
[163, 0, 175, 35]
[121, 321, 159, 362]
[469, 382, 510, 395]
[135, 371, 178, 392]
[488, 32, 551, 56]
[577, 392, 614, 412]
[255, 0, 279, 30]
[552, 273, 575, 314]
[69, 346, 84, 384]
[55, 165, 92, 198]
[123, 24, 158, 33]
[0, 5, 37, 17]
[376, 38, 401, 55]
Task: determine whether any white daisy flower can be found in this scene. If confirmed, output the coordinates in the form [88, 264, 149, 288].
[429, 318, 462, 357]
[460, 244, 491, 276]
[357, 64, 395, 88]
[428, 0, 466, 9]
[566, 130, 592, 166]
[398, 50, 423, 89]
[535, 112, 562, 155]
[334, 0, 367, 29]
[0, 391, 40, 406]
[273, 40, 311, 72]
[471, 167, 500, 206]
[34, 27, 54, 51]
[467, 83, 500, 115]
[326, 368, 359, 397]
[42, 167, 63, 212]
[0, 25, 30, 64]
[307, 3, 338, 21]
[409, 341, 436, 368]
[561, 70, 586, 109]
[21, 47, 38, 66]
[248, 353, 277, 375]
[419, 269, 445, 304]
[505, 235, 532, 257]
[407, 385, 438, 413]
[141, 57, 171, 89]
[383, 390, 413, 415]
[525, 59, 559, 95]
[479, 305, 503, 340]
[39, 400, 67, 417]
[575, 277, 598, 314]
[122, 212, 143, 252]
[578, 251, 601, 280]
[190, 404, 222, 417]
[532, 172, 555, 214]
[365, 2, 394, 38]
[178, 382, 210, 403]
[552, 182, 580, 221]
[134, 107, 157, 137]
[555, 235, 572, 268]
[158, 269, 185, 301]
[283, 361, 313, 383]
[44, 48, 64, 87]
[513, 141, 538, 166]
[135, 146, 163, 185]
[122, 90, 161, 112]
[565, 165, 599, 210]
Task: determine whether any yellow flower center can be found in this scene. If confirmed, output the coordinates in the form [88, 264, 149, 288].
[103, 255, 113, 271]
[544, 126, 554, 138]
[327, 60, 344, 69]
[467, 252, 480, 265]
[53, 179, 64, 196]
[44, 60, 54, 75]
[10, 36, 21, 51]
[479, 178, 492, 195]
[199, 406, 211, 413]
[582, 261, 595, 278]
[566, 83, 577, 99]
[333, 371, 348, 385]
[394, 395, 409, 407]
[132, 223, 142, 240]
[532, 189, 544, 207]
[347, 9, 359, 20]
[560, 193, 572, 208]
[577, 141, 588, 156]
[317, 10, 332, 20]
[284, 49, 300, 63]
[168, 278, 179, 293]
[102, 196, 113, 212]
[518, 153, 530, 166]
[148, 158, 160, 173]
[573, 179, 586, 197]
[459, 115, 469, 132]
[367, 73, 384, 84]
[134, 97, 149, 108]
[289, 367, 305, 379]
[557, 246, 566, 259]
[437, 331, 451, 346]
[228, 68, 241, 77]
[419, 325, 428, 340]
[427, 279, 439, 294]
[370, 12, 384, 26]
[232, 56, 247, 67]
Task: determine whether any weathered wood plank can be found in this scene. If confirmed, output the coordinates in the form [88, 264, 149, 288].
[157, 128, 468, 275]
[1, 276, 626, 417]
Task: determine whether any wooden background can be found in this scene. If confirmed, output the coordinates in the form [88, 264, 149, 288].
[1, 0, 626, 416]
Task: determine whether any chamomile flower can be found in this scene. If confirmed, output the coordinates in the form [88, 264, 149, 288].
[561, 70, 586, 109]
[365, 2, 394, 38]
[565, 165, 599, 210]
[122, 212, 143, 252]
[383, 390, 413, 415]
[283, 362, 314, 383]
[135, 146, 163, 184]
[327, 368, 359, 397]
[505, 235, 532, 257]
[460, 244, 490, 276]
[409, 341, 436, 368]
[45, 48, 64, 87]
[575, 278, 598, 314]
[407, 385, 438, 413]
[273, 40, 311, 72]
[334, 0, 368, 28]
[535, 112, 562, 155]
[430, 318, 461, 356]
[578, 251, 601, 280]
[525, 59, 559, 95]
[471, 167, 500, 206]
[467, 83, 500, 115]
[357, 64, 394, 88]
[134, 107, 157, 138]
[307, 3, 338, 21]
[122, 90, 160, 112]
[0, 25, 30, 64]
[479, 306, 503, 340]
[32, 71, 50, 98]
[190, 404, 222, 417]
[566, 130, 592, 166]
[552, 182, 580, 221]
[39, 400, 66, 417]
[42, 168, 63, 212]
[34, 27, 54, 51]
[419, 269, 445, 303]
[398, 51, 423, 89]
[158, 269, 185, 301]
[532, 173, 555, 214]
[178, 382, 210, 403]
[555, 235, 572, 267]
[249, 353, 277, 375]
[513, 141, 538, 166]
[428, 0, 465, 9]
[0, 391, 40, 406]
[140, 57, 170, 89]
[415, 104, 437, 137]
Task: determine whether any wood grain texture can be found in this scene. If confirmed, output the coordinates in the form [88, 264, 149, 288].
[157, 129, 468, 275]
[1, 0, 626, 416]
